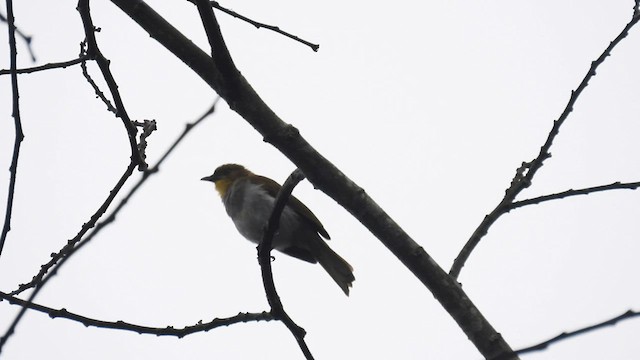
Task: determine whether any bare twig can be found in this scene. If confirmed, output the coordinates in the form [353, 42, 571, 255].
[509, 181, 640, 210]
[81, 44, 117, 114]
[0, 290, 274, 337]
[78, 0, 144, 168]
[0, 0, 26, 258]
[449, 9, 640, 280]
[0, 10, 36, 61]
[257, 169, 313, 360]
[210, 1, 319, 52]
[0, 56, 88, 75]
[514, 310, 640, 355]
[10, 100, 219, 297]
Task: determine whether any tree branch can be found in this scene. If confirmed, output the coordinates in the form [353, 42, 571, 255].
[80, 45, 117, 114]
[0, 9, 36, 61]
[0, 56, 88, 75]
[449, 9, 640, 280]
[0, 290, 274, 337]
[209, 1, 319, 52]
[514, 310, 640, 356]
[0, 0, 26, 259]
[257, 168, 313, 360]
[109, 0, 518, 358]
[77, 0, 144, 168]
[509, 181, 640, 210]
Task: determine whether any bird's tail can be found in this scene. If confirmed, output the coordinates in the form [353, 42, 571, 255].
[309, 238, 355, 296]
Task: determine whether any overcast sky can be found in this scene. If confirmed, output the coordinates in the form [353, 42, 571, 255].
[1, 1, 640, 359]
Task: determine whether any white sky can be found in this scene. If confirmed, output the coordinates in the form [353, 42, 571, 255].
[1, 1, 639, 359]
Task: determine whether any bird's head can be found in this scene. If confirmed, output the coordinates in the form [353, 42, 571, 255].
[201, 163, 252, 197]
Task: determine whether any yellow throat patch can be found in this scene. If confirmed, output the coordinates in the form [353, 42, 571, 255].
[214, 178, 233, 198]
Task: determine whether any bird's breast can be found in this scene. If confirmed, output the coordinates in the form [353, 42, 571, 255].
[223, 180, 298, 248]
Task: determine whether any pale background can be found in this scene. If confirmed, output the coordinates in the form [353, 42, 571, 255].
[1, 1, 639, 359]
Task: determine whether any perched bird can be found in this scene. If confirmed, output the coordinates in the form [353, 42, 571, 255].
[201, 164, 354, 295]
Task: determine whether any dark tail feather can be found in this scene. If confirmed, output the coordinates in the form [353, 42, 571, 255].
[310, 238, 355, 296]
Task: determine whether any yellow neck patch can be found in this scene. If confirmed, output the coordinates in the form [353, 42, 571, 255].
[214, 178, 233, 197]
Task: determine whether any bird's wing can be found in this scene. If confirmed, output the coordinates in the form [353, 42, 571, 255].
[281, 246, 317, 263]
[252, 175, 331, 239]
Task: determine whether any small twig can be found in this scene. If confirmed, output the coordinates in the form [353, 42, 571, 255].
[0, 0, 26, 259]
[80, 49, 117, 114]
[509, 181, 640, 210]
[449, 9, 640, 280]
[0, 290, 274, 337]
[10, 100, 219, 297]
[0, 56, 88, 76]
[514, 310, 640, 355]
[210, 1, 319, 52]
[257, 168, 314, 360]
[135, 119, 158, 171]
[0, 10, 36, 61]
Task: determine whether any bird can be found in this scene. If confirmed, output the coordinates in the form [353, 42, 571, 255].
[201, 164, 354, 295]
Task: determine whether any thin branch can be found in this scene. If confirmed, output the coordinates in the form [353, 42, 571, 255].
[0, 290, 274, 337]
[110, 1, 519, 358]
[0, 10, 36, 61]
[258, 168, 313, 360]
[10, 100, 219, 296]
[514, 310, 640, 355]
[509, 181, 640, 210]
[78, 0, 144, 168]
[210, 1, 319, 52]
[449, 9, 640, 280]
[81, 53, 117, 114]
[0, 56, 87, 75]
[0, 0, 26, 258]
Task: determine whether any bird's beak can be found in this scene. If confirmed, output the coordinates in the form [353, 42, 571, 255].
[201, 175, 216, 182]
